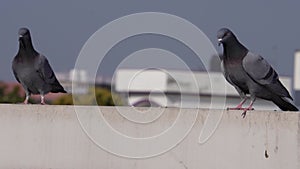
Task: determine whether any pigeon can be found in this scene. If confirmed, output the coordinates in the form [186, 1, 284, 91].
[12, 27, 66, 104]
[217, 28, 298, 118]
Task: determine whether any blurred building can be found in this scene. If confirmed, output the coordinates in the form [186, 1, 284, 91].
[293, 50, 300, 105]
[56, 69, 112, 94]
[114, 69, 292, 110]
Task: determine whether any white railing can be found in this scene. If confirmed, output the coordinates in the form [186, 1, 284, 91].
[0, 104, 299, 169]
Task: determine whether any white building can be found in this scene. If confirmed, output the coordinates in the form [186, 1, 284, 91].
[56, 69, 112, 94]
[114, 69, 293, 110]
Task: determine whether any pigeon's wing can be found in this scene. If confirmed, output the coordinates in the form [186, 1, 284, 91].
[12, 69, 20, 83]
[35, 55, 56, 84]
[35, 55, 66, 93]
[13, 68, 20, 83]
[242, 52, 278, 85]
[242, 52, 291, 98]
[12, 59, 20, 83]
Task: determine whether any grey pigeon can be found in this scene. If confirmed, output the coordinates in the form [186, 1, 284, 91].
[12, 27, 66, 104]
[217, 28, 298, 118]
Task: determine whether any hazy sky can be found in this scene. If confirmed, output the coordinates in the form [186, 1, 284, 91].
[1, 0, 300, 81]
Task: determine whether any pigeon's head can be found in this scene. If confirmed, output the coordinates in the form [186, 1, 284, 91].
[18, 27, 33, 49]
[18, 27, 30, 38]
[217, 28, 237, 46]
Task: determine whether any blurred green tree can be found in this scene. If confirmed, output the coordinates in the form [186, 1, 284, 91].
[52, 93, 73, 105]
[52, 87, 122, 106]
[0, 83, 26, 103]
[0, 82, 34, 103]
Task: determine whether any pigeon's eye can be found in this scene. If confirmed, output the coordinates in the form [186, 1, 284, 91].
[221, 32, 228, 39]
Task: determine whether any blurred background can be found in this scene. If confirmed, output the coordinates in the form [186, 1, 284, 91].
[1, 0, 300, 108]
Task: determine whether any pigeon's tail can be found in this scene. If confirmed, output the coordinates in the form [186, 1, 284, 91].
[272, 96, 298, 111]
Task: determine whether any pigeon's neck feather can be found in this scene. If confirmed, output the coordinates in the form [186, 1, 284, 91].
[223, 40, 248, 60]
[17, 38, 39, 57]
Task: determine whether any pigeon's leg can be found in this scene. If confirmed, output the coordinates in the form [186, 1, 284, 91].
[236, 98, 247, 108]
[241, 98, 256, 118]
[23, 95, 30, 104]
[227, 88, 248, 110]
[227, 98, 247, 110]
[23, 91, 31, 104]
[40, 95, 46, 105]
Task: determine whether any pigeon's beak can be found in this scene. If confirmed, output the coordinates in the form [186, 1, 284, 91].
[18, 35, 23, 41]
[218, 38, 222, 46]
[18, 35, 25, 48]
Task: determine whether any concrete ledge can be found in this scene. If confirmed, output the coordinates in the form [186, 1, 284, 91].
[0, 104, 299, 169]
